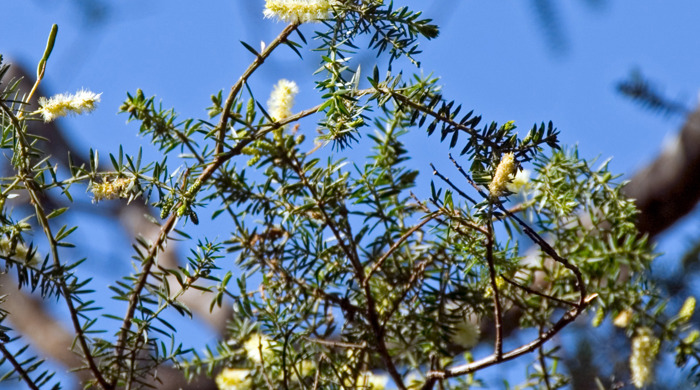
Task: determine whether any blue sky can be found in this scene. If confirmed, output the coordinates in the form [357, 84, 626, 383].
[3, 1, 700, 387]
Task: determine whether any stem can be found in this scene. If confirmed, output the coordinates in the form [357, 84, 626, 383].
[0, 343, 41, 390]
[427, 294, 596, 379]
[485, 205, 503, 359]
[538, 326, 553, 390]
[215, 23, 299, 156]
[384, 88, 499, 150]
[0, 102, 111, 389]
[500, 273, 577, 307]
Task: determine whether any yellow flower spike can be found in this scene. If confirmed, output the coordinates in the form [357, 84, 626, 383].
[91, 177, 134, 203]
[613, 309, 632, 328]
[678, 296, 696, 323]
[360, 371, 389, 390]
[591, 306, 604, 328]
[215, 368, 252, 390]
[36, 89, 101, 122]
[0, 238, 40, 266]
[630, 327, 659, 388]
[489, 152, 516, 198]
[268, 79, 299, 123]
[264, 0, 337, 24]
[243, 333, 274, 363]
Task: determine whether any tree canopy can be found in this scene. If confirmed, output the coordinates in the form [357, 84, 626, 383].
[0, 2, 698, 389]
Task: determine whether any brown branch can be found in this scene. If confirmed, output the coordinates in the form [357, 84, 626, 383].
[500, 273, 576, 307]
[0, 342, 41, 390]
[623, 104, 700, 238]
[303, 337, 366, 350]
[427, 294, 597, 380]
[215, 23, 299, 155]
[484, 208, 503, 359]
[538, 325, 553, 390]
[382, 88, 499, 150]
[112, 22, 312, 382]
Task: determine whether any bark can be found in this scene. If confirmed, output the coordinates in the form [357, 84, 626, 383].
[622, 104, 700, 238]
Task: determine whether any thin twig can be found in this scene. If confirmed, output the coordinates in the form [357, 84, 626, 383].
[0, 343, 41, 390]
[427, 293, 597, 379]
[484, 206, 503, 359]
[429, 163, 478, 204]
[303, 337, 365, 350]
[447, 154, 490, 199]
[538, 325, 553, 390]
[215, 23, 299, 156]
[500, 273, 577, 307]
[382, 88, 499, 150]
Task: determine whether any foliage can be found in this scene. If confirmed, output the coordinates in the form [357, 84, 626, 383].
[0, 2, 698, 389]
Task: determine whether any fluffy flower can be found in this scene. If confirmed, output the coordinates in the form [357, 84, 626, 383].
[505, 168, 531, 194]
[359, 371, 389, 390]
[613, 309, 632, 328]
[0, 237, 40, 266]
[449, 315, 481, 349]
[36, 89, 101, 122]
[263, 0, 336, 24]
[267, 79, 299, 122]
[91, 177, 135, 203]
[215, 368, 251, 390]
[243, 333, 274, 363]
[630, 327, 659, 388]
[678, 296, 696, 323]
[298, 360, 316, 377]
[489, 152, 516, 198]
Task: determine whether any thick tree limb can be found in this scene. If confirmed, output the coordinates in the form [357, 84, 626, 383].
[623, 104, 700, 237]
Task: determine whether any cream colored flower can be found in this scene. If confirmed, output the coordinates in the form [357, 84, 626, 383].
[243, 333, 274, 363]
[449, 315, 481, 349]
[489, 152, 516, 198]
[359, 371, 389, 390]
[267, 79, 299, 122]
[630, 327, 659, 388]
[613, 309, 632, 328]
[263, 0, 336, 24]
[505, 168, 531, 194]
[215, 368, 251, 390]
[298, 360, 316, 377]
[0, 237, 40, 266]
[91, 177, 135, 203]
[37, 89, 101, 122]
[678, 296, 696, 323]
